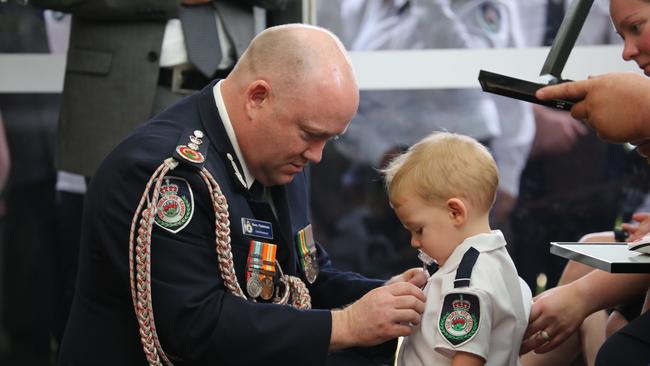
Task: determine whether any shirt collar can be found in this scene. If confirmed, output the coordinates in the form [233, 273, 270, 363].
[213, 80, 255, 189]
[435, 230, 506, 275]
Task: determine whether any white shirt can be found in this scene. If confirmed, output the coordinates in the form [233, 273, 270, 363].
[213, 80, 254, 189]
[397, 230, 532, 366]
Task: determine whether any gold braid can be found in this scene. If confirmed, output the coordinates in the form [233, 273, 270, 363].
[129, 157, 312, 366]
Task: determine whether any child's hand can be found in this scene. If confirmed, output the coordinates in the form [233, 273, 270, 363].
[386, 268, 428, 288]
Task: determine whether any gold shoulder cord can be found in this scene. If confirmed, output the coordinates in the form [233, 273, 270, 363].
[128, 157, 312, 366]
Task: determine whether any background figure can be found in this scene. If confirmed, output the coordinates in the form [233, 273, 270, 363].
[30, 0, 295, 348]
[0, 3, 58, 365]
[510, 0, 650, 292]
[313, 0, 534, 278]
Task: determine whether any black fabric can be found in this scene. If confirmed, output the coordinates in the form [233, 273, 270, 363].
[52, 190, 85, 345]
[249, 180, 265, 201]
[158, 67, 213, 91]
[454, 247, 480, 288]
[596, 310, 650, 366]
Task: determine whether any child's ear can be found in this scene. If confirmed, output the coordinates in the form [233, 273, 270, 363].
[446, 198, 467, 226]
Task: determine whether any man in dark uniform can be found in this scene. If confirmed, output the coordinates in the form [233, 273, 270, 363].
[58, 24, 427, 365]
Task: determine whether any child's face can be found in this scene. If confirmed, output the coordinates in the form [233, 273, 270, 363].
[392, 193, 460, 266]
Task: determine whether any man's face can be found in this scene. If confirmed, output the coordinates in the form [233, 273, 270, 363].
[243, 82, 358, 186]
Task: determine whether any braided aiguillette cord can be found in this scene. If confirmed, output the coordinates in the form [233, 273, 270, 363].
[129, 158, 176, 366]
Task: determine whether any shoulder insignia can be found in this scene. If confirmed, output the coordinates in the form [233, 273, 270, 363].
[173, 129, 208, 169]
[154, 176, 194, 233]
[438, 292, 480, 347]
[478, 2, 502, 33]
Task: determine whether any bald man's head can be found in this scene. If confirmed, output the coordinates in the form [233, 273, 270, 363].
[220, 24, 360, 186]
[228, 24, 358, 97]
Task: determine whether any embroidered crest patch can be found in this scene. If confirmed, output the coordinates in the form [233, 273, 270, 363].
[438, 292, 480, 347]
[154, 176, 194, 233]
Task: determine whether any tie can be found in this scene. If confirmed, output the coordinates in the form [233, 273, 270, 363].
[179, 4, 222, 77]
[248, 182, 278, 228]
[249, 181, 265, 202]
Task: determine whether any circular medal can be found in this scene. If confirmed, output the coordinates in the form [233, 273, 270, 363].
[304, 254, 319, 284]
[246, 275, 262, 298]
[260, 277, 275, 300]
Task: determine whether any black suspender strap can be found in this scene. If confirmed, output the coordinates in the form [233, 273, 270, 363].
[454, 247, 480, 288]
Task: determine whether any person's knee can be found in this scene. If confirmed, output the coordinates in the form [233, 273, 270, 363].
[605, 311, 628, 338]
[579, 231, 614, 243]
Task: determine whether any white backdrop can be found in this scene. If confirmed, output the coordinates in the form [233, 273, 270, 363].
[0, 45, 640, 93]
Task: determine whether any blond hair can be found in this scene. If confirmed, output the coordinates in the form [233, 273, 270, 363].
[383, 132, 499, 212]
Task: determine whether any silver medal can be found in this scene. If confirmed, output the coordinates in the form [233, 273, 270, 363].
[246, 275, 262, 298]
[304, 254, 319, 284]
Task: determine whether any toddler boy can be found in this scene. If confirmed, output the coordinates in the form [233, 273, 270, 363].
[383, 132, 531, 366]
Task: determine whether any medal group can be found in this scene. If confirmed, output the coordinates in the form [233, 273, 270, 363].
[244, 224, 320, 301]
[246, 240, 277, 300]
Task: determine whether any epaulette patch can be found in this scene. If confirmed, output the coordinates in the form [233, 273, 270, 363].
[174, 129, 208, 169]
[154, 176, 194, 233]
[438, 292, 480, 347]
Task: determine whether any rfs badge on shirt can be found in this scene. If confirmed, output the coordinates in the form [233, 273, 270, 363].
[438, 292, 480, 347]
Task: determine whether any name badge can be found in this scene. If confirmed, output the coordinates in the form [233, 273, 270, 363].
[242, 217, 273, 240]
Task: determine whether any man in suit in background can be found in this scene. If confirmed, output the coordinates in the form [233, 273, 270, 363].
[30, 0, 291, 178]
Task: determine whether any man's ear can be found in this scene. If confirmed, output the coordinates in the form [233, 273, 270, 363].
[447, 198, 467, 226]
[244, 80, 271, 116]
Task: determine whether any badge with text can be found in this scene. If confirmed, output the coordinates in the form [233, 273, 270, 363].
[296, 224, 319, 284]
[153, 176, 194, 234]
[246, 240, 277, 300]
[241, 217, 273, 240]
[438, 292, 480, 347]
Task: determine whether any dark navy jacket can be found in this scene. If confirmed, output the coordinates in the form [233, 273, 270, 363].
[58, 81, 384, 365]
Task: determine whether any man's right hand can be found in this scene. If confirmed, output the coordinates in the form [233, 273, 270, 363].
[329, 282, 426, 351]
[536, 72, 650, 146]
